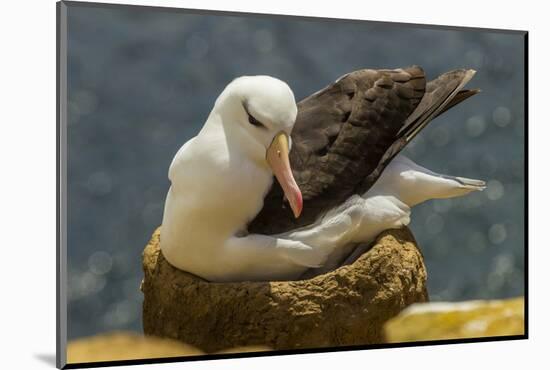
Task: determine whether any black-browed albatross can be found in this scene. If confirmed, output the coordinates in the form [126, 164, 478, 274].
[160, 66, 483, 282]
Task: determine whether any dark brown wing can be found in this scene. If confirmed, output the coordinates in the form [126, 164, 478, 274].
[249, 66, 425, 234]
[355, 69, 478, 195]
[248, 67, 478, 235]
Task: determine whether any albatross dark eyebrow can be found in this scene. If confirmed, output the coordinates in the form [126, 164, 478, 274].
[242, 101, 266, 128]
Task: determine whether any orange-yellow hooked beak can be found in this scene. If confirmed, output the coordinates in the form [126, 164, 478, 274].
[266, 132, 303, 218]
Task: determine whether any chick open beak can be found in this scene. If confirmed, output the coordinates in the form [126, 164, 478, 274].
[266, 132, 303, 218]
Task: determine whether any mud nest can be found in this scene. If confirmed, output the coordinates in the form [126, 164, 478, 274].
[141, 227, 428, 353]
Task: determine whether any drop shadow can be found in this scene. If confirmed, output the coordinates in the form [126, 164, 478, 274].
[34, 353, 57, 367]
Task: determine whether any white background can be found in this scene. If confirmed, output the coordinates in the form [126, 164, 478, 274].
[0, 0, 545, 368]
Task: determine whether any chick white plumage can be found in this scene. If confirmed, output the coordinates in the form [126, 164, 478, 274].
[281, 154, 486, 275]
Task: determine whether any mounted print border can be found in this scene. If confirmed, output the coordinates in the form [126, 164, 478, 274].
[57, 1, 528, 368]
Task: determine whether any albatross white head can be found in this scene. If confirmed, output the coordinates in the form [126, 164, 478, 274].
[207, 75, 303, 217]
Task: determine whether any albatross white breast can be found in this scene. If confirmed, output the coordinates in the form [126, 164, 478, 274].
[161, 76, 321, 282]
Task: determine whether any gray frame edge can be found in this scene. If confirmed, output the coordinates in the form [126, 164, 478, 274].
[63, 0, 528, 35]
[57, 1, 68, 368]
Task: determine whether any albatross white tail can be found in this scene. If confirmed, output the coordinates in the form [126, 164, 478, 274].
[368, 154, 486, 207]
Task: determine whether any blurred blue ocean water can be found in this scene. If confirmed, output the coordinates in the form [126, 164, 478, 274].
[66, 4, 525, 339]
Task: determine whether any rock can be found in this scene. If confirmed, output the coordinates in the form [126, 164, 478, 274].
[215, 345, 273, 354]
[142, 226, 428, 352]
[67, 332, 202, 363]
[383, 297, 524, 343]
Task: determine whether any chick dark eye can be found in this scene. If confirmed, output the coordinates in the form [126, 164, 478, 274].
[247, 113, 264, 128]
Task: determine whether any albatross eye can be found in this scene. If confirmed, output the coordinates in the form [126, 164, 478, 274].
[247, 113, 265, 128]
